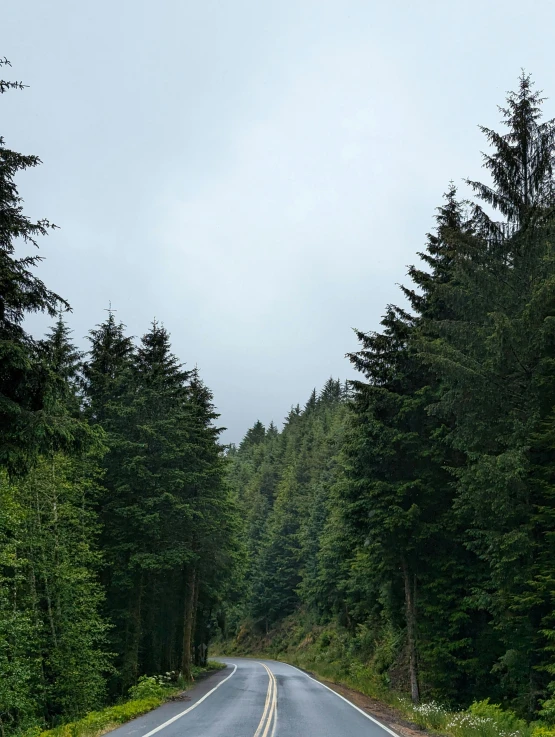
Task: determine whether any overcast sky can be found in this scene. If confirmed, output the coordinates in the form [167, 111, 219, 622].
[3, 0, 555, 442]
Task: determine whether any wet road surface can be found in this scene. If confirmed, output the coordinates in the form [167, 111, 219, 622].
[107, 657, 400, 737]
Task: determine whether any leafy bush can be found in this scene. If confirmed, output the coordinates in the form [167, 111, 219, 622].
[33, 698, 163, 737]
[469, 700, 529, 736]
[531, 726, 555, 737]
[394, 698, 533, 737]
[127, 675, 172, 701]
[539, 694, 555, 726]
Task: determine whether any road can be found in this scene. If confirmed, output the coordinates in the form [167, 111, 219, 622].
[107, 657, 399, 737]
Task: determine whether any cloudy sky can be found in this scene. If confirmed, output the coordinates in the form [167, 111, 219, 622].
[3, 0, 555, 442]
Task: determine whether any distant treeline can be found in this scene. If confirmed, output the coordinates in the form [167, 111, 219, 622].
[227, 74, 555, 718]
[1, 58, 240, 735]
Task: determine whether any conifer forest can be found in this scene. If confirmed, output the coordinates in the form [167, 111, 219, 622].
[6, 56, 555, 735]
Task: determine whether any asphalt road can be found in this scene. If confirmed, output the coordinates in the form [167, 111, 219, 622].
[107, 657, 399, 737]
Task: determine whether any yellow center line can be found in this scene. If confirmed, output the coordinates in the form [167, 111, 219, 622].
[253, 663, 277, 737]
[253, 664, 272, 737]
[260, 664, 277, 737]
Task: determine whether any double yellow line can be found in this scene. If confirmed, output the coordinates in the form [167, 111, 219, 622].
[253, 663, 277, 737]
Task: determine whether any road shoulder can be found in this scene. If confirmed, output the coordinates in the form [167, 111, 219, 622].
[103, 666, 233, 737]
[308, 676, 426, 737]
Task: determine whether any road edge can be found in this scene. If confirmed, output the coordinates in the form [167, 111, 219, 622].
[277, 661, 403, 737]
[139, 663, 237, 737]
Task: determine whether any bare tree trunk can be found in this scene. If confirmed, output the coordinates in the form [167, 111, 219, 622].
[51, 461, 62, 624]
[124, 573, 143, 688]
[402, 558, 420, 704]
[191, 577, 200, 666]
[35, 487, 58, 648]
[181, 566, 196, 681]
[344, 602, 352, 629]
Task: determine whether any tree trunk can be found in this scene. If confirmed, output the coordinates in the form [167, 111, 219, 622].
[123, 573, 143, 689]
[35, 487, 58, 648]
[181, 566, 196, 681]
[402, 558, 420, 704]
[192, 578, 200, 666]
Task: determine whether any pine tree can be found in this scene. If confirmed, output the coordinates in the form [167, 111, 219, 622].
[0, 59, 74, 474]
[229, 387, 349, 632]
[467, 72, 555, 234]
[418, 75, 555, 714]
[82, 310, 135, 426]
[339, 184, 496, 704]
[181, 371, 242, 672]
[239, 420, 266, 449]
[250, 464, 302, 628]
[98, 321, 193, 687]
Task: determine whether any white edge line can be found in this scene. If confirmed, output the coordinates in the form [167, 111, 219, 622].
[280, 661, 403, 737]
[140, 663, 237, 737]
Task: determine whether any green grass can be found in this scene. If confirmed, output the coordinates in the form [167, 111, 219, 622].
[30, 662, 226, 737]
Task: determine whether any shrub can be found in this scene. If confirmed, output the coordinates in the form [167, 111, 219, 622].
[127, 675, 172, 701]
[531, 727, 555, 737]
[469, 700, 529, 737]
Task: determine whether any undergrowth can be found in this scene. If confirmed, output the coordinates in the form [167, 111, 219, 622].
[26, 662, 225, 737]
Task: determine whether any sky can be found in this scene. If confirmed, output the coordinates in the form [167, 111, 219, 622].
[3, 0, 555, 443]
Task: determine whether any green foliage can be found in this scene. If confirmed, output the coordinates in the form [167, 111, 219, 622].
[127, 675, 174, 701]
[227, 379, 348, 632]
[80, 315, 242, 693]
[0, 309, 238, 735]
[531, 727, 555, 737]
[36, 698, 166, 737]
[0, 453, 111, 732]
[34, 662, 225, 737]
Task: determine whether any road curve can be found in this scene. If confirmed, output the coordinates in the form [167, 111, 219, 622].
[106, 657, 399, 737]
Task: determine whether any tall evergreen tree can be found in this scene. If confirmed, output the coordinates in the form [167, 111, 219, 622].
[0, 59, 75, 474]
[467, 72, 555, 234]
[417, 75, 555, 714]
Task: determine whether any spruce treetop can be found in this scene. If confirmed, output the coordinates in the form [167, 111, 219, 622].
[39, 311, 84, 416]
[240, 420, 266, 449]
[85, 311, 134, 377]
[135, 320, 190, 389]
[0, 58, 74, 473]
[468, 72, 555, 234]
[0, 59, 66, 339]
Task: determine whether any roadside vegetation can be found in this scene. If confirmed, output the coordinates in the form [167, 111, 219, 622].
[221, 621, 552, 737]
[29, 663, 225, 737]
